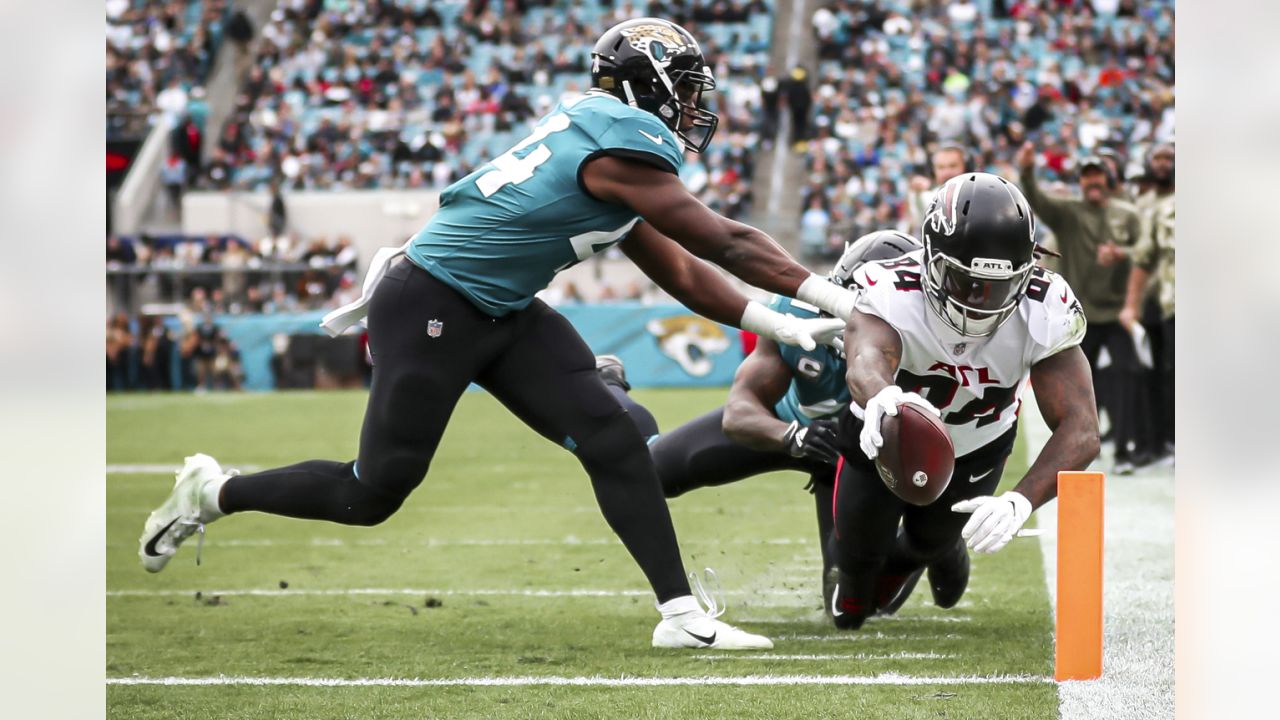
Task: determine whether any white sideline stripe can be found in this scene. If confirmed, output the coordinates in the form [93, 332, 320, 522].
[166, 536, 809, 548]
[106, 673, 1053, 688]
[694, 652, 954, 661]
[780, 633, 961, 642]
[107, 587, 810, 599]
[1024, 388, 1176, 719]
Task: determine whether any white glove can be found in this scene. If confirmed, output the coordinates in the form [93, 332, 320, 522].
[951, 491, 1033, 554]
[740, 301, 845, 352]
[797, 274, 860, 321]
[854, 385, 941, 460]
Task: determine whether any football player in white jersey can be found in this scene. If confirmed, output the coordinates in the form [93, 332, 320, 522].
[828, 172, 1101, 630]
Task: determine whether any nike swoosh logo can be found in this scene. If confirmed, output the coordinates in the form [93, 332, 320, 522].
[683, 628, 716, 645]
[830, 585, 843, 617]
[1060, 289, 1069, 303]
[143, 517, 179, 557]
[638, 130, 665, 145]
[865, 275, 878, 286]
[968, 469, 995, 483]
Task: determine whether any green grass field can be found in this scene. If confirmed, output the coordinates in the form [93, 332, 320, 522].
[107, 389, 1057, 719]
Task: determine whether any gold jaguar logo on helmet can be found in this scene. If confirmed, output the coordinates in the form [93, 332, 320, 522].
[620, 24, 692, 63]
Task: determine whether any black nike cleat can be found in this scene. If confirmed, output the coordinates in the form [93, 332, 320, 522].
[830, 570, 872, 630]
[822, 565, 839, 617]
[927, 538, 970, 609]
[595, 354, 630, 391]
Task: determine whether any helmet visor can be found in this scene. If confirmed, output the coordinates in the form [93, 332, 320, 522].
[938, 264, 1025, 312]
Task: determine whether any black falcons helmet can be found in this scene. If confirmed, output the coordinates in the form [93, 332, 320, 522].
[829, 229, 922, 289]
[590, 18, 718, 153]
[921, 172, 1037, 337]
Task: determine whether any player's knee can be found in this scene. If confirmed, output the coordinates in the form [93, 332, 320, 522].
[343, 488, 405, 527]
[574, 411, 649, 477]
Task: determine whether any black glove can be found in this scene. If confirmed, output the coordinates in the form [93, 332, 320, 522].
[783, 418, 841, 466]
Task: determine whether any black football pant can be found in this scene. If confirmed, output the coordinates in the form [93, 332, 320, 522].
[1142, 310, 1175, 451]
[222, 259, 691, 601]
[609, 400, 839, 577]
[1080, 320, 1147, 459]
[832, 410, 1017, 625]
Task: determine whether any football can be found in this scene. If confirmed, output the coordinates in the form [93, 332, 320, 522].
[875, 404, 956, 506]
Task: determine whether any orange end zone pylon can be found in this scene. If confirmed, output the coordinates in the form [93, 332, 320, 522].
[1055, 471, 1104, 681]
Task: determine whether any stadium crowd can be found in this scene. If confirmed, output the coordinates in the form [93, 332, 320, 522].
[798, 0, 1174, 259]
[191, 0, 774, 219]
[107, 232, 362, 316]
[106, 0, 230, 138]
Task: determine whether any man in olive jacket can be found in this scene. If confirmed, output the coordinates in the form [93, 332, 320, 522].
[1016, 142, 1149, 472]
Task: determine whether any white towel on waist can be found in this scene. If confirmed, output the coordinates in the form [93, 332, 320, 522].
[319, 239, 412, 337]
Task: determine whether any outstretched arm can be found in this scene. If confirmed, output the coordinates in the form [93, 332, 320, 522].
[584, 156, 810, 295]
[618, 221, 750, 327]
[584, 156, 857, 318]
[843, 308, 903, 407]
[1017, 345, 1101, 509]
[619, 219, 845, 351]
[842, 308, 940, 460]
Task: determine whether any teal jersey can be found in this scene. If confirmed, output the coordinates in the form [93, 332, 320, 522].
[406, 93, 684, 316]
[769, 295, 851, 426]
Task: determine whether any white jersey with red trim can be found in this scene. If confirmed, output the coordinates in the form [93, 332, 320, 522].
[850, 250, 1086, 456]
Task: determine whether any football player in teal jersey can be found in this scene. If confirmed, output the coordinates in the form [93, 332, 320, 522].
[138, 18, 863, 651]
[604, 231, 920, 613]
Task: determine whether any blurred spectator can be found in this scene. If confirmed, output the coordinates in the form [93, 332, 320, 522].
[171, 115, 204, 184]
[1017, 142, 1149, 473]
[906, 145, 968, 234]
[212, 337, 245, 391]
[138, 316, 175, 391]
[106, 313, 136, 391]
[225, 8, 254, 53]
[781, 66, 813, 150]
[161, 154, 188, 209]
[268, 180, 288, 238]
[800, 195, 831, 256]
[185, 316, 222, 393]
[1121, 142, 1176, 458]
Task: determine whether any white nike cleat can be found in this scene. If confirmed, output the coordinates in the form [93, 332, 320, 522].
[651, 568, 773, 650]
[138, 454, 233, 573]
[652, 610, 774, 650]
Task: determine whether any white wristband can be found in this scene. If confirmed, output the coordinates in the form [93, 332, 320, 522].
[797, 274, 857, 320]
[739, 300, 782, 337]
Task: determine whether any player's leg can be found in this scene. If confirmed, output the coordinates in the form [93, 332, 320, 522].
[220, 262, 484, 522]
[899, 429, 1017, 609]
[596, 354, 660, 440]
[1161, 316, 1175, 452]
[477, 301, 771, 648]
[830, 452, 910, 629]
[651, 407, 805, 497]
[1077, 322, 1109, 439]
[478, 302, 689, 600]
[809, 469, 839, 614]
[1099, 322, 1144, 472]
[138, 261, 485, 571]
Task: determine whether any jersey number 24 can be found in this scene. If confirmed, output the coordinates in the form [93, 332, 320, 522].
[475, 112, 638, 265]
